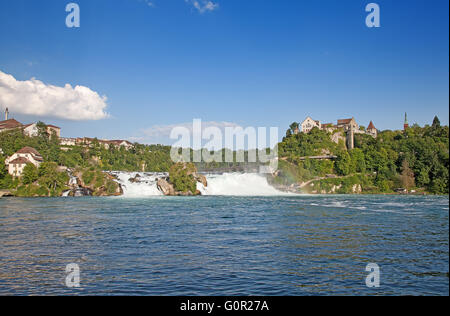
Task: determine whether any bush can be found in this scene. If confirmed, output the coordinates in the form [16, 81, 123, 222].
[169, 163, 197, 194]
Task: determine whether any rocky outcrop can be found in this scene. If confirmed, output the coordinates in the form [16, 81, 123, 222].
[157, 178, 175, 196]
[0, 190, 13, 198]
[64, 169, 123, 197]
[156, 163, 207, 196]
[195, 174, 208, 188]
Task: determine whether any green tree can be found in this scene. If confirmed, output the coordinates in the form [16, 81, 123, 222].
[399, 160, 415, 189]
[22, 163, 39, 185]
[335, 151, 351, 176]
[169, 163, 197, 194]
[432, 116, 441, 128]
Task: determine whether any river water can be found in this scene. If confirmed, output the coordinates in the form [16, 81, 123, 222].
[0, 194, 448, 295]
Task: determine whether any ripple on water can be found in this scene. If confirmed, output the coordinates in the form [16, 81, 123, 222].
[0, 195, 448, 295]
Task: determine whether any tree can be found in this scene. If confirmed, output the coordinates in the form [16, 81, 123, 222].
[22, 163, 39, 185]
[432, 116, 441, 128]
[350, 148, 366, 173]
[335, 151, 352, 176]
[38, 162, 69, 195]
[169, 163, 197, 194]
[289, 122, 299, 134]
[399, 160, 415, 189]
[0, 158, 6, 179]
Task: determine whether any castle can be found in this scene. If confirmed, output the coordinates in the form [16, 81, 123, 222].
[299, 116, 378, 150]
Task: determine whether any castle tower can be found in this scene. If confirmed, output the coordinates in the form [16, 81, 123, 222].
[346, 125, 355, 150]
[5, 107, 8, 121]
[404, 112, 409, 130]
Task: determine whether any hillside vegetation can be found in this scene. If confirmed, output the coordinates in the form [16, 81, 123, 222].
[275, 117, 449, 195]
[0, 123, 173, 195]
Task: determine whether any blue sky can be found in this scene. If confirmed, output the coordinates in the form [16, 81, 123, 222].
[0, 0, 448, 145]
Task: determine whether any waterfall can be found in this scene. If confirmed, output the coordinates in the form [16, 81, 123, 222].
[111, 172, 289, 197]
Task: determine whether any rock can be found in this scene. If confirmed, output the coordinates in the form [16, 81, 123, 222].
[129, 174, 141, 183]
[195, 174, 208, 187]
[157, 178, 175, 196]
[0, 190, 13, 198]
[72, 188, 93, 197]
[352, 184, 362, 194]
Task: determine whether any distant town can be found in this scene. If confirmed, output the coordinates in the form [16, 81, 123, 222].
[0, 107, 133, 177]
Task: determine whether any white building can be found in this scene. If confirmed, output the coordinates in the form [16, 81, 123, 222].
[23, 123, 39, 137]
[5, 147, 43, 177]
[301, 117, 321, 133]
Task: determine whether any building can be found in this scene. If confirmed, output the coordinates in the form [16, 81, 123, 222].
[321, 123, 335, 133]
[0, 118, 23, 133]
[404, 113, 409, 130]
[0, 107, 22, 133]
[5, 147, 43, 177]
[60, 137, 134, 150]
[23, 123, 61, 138]
[60, 137, 77, 146]
[367, 121, 377, 138]
[301, 117, 321, 133]
[106, 140, 134, 150]
[47, 125, 61, 137]
[1, 109, 61, 138]
[337, 118, 359, 131]
[23, 123, 39, 137]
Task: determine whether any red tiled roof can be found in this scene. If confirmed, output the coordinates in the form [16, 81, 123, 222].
[47, 125, 61, 129]
[338, 118, 353, 125]
[16, 147, 42, 157]
[0, 119, 23, 130]
[368, 121, 376, 130]
[9, 157, 31, 165]
[108, 140, 133, 145]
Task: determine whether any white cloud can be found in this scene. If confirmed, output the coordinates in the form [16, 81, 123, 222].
[0, 70, 109, 120]
[185, 0, 219, 13]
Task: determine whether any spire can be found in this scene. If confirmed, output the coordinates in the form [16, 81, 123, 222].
[404, 112, 409, 130]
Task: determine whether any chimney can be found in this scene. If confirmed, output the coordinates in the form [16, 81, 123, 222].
[5, 107, 8, 121]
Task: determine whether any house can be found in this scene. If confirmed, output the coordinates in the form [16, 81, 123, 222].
[106, 140, 134, 150]
[47, 125, 61, 138]
[337, 118, 359, 131]
[0, 108, 22, 133]
[23, 123, 61, 138]
[301, 117, 321, 133]
[0, 119, 23, 133]
[321, 123, 335, 133]
[23, 123, 39, 137]
[5, 147, 43, 177]
[60, 137, 77, 146]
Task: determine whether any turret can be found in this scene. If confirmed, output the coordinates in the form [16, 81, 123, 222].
[4, 107, 8, 121]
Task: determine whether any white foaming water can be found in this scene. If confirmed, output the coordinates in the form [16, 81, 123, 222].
[111, 172, 288, 197]
[112, 172, 165, 197]
[198, 173, 289, 196]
